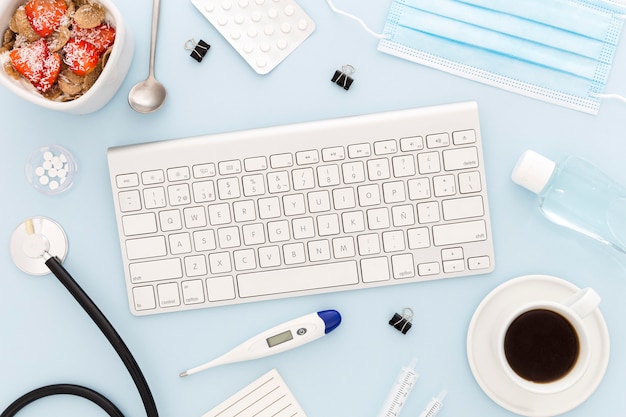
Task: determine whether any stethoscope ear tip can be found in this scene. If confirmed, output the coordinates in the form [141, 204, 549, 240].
[10, 217, 68, 276]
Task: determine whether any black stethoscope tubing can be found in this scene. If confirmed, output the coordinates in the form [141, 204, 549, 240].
[1, 255, 159, 417]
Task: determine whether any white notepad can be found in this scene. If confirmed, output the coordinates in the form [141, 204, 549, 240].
[201, 369, 308, 417]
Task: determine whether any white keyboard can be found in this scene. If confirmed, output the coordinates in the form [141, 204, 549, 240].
[107, 101, 495, 316]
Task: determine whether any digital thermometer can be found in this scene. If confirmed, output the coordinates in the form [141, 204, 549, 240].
[179, 309, 341, 377]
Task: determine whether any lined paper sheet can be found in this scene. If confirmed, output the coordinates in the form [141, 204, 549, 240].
[201, 369, 308, 417]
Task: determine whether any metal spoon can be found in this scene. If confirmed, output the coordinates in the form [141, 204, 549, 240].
[128, 0, 167, 113]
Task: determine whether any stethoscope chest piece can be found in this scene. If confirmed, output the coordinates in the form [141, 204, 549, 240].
[10, 217, 68, 276]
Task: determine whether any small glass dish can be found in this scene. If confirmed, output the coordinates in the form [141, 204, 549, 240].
[25, 144, 78, 195]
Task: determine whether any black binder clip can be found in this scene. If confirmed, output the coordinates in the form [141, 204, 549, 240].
[331, 64, 355, 90]
[185, 39, 211, 63]
[389, 308, 414, 334]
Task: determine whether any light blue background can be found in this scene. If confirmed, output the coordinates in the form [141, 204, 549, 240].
[2, 1, 626, 416]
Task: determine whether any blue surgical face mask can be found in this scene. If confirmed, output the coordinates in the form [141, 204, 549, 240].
[372, 0, 626, 114]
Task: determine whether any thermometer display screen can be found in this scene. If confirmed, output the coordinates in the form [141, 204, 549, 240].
[266, 330, 294, 347]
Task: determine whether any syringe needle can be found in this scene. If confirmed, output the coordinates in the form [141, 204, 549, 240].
[417, 389, 447, 417]
[377, 357, 419, 417]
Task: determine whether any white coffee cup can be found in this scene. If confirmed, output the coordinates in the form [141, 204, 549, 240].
[495, 287, 601, 394]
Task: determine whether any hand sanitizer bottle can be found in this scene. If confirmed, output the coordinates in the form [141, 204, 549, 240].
[511, 150, 626, 254]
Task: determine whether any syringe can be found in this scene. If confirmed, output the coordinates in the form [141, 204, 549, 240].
[417, 390, 447, 417]
[376, 358, 419, 417]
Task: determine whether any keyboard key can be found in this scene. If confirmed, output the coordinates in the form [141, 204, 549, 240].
[400, 136, 423, 151]
[307, 239, 331, 261]
[347, 143, 371, 158]
[242, 174, 265, 196]
[206, 276, 236, 301]
[168, 184, 191, 206]
[192, 181, 216, 203]
[367, 158, 391, 180]
[292, 167, 315, 190]
[443, 147, 479, 171]
[332, 236, 355, 258]
[237, 261, 359, 298]
[218, 160, 242, 175]
[283, 242, 306, 264]
[182, 280, 205, 304]
[417, 151, 441, 174]
[167, 167, 191, 182]
[432, 220, 488, 246]
[234, 248, 257, 270]
[267, 171, 290, 193]
[270, 153, 293, 168]
[132, 286, 156, 311]
[122, 213, 158, 236]
[258, 246, 281, 267]
[126, 236, 167, 260]
[374, 140, 398, 155]
[157, 283, 181, 308]
[418, 262, 440, 276]
[392, 155, 416, 178]
[322, 146, 345, 161]
[217, 178, 241, 199]
[144, 187, 167, 209]
[342, 161, 366, 184]
[361, 257, 390, 282]
[129, 259, 183, 283]
[142, 169, 165, 184]
[209, 252, 232, 274]
[458, 171, 482, 194]
[116, 173, 139, 188]
[469, 255, 491, 270]
[426, 133, 450, 148]
[407, 227, 430, 249]
[392, 254, 415, 279]
[442, 196, 484, 220]
[184, 255, 208, 277]
[160, 210, 183, 231]
[118, 190, 142, 212]
[296, 150, 319, 165]
[244, 156, 268, 171]
[452, 129, 476, 145]
[192, 163, 216, 178]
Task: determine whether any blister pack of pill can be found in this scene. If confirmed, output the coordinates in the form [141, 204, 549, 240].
[191, 0, 316, 74]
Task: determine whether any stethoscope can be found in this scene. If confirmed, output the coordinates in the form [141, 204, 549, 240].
[4, 217, 159, 417]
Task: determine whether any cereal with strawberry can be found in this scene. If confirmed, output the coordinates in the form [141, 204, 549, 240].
[1, 0, 115, 101]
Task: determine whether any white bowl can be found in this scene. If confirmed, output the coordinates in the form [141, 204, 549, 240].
[0, 0, 133, 114]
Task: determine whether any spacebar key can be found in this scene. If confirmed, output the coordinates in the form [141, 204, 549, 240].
[237, 261, 359, 298]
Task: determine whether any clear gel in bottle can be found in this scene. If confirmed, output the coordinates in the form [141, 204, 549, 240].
[512, 150, 626, 254]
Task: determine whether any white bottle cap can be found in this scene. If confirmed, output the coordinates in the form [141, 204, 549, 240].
[511, 150, 556, 194]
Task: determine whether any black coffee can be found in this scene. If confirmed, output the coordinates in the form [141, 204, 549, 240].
[504, 309, 579, 383]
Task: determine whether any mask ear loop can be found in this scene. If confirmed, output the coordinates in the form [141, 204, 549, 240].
[591, 92, 626, 104]
[325, 0, 389, 39]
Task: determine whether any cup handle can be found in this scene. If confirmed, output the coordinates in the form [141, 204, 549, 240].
[561, 288, 601, 319]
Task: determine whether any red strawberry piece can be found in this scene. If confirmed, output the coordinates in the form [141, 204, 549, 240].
[37, 52, 61, 92]
[73, 24, 116, 55]
[9, 38, 61, 92]
[25, 0, 67, 38]
[63, 38, 99, 76]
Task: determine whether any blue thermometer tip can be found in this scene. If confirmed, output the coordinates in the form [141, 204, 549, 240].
[317, 309, 342, 333]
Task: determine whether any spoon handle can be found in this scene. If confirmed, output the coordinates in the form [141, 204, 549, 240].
[148, 0, 161, 78]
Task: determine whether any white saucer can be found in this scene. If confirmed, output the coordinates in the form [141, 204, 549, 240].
[467, 275, 610, 417]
